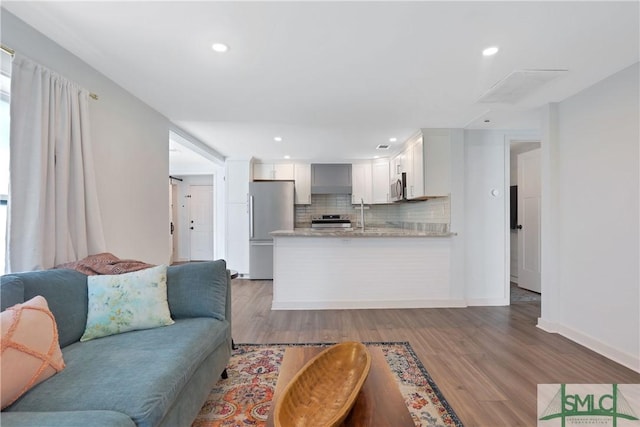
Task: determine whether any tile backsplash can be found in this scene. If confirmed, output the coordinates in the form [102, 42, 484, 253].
[295, 194, 450, 232]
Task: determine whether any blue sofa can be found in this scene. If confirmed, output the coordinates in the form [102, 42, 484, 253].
[0, 260, 232, 427]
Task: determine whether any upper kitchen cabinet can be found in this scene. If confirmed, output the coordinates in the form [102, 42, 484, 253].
[351, 162, 372, 204]
[421, 129, 458, 197]
[371, 159, 390, 204]
[406, 135, 424, 199]
[293, 163, 311, 205]
[253, 162, 294, 180]
[399, 129, 457, 199]
[391, 151, 404, 178]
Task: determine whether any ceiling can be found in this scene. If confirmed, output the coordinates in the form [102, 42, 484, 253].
[3, 1, 639, 162]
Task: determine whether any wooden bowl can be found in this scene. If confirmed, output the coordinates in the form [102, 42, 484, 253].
[274, 342, 372, 427]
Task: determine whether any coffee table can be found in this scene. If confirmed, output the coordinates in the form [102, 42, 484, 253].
[266, 346, 415, 426]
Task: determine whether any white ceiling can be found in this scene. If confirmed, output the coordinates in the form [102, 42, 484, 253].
[3, 1, 639, 161]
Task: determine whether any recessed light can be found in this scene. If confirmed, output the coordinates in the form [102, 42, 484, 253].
[274, 136, 283, 142]
[284, 155, 291, 159]
[483, 46, 499, 56]
[389, 137, 397, 143]
[373, 155, 380, 159]
[211, 43, 229, 53]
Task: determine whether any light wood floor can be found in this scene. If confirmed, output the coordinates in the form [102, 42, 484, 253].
[230, 279, 639, 426]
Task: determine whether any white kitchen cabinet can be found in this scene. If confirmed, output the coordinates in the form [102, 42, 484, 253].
[422, 129, 453, 196]
[226, 202, 249, 275]
[252, 162, 294, 180]
[293, 163, 311, 205]
[274, 163, 294, 180]
[407, 137, 424, 199]
[226, 160, 250, 204]
[398, 130, 452, 199]
[253, 163, 273, 180]
[371, 160, 390, 204]
[351, 162, 372, 204]
[391, 152, 404, 178]
[225, 159, 252, 275]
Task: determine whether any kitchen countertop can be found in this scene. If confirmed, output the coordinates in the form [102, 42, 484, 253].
[271, 228, 455, 238]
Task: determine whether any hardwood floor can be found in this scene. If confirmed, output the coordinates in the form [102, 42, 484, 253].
[230, 279, 639, 427]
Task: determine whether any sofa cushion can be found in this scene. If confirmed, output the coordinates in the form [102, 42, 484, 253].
[167, 260, 228, 321]
[6, 317, 230, 427]
[0, 276, 24, 310]
[12, 269, 88, 348]
[0, 410, 136, 427]
[1, 296, 66, 409]
[81, 265, 174, 342]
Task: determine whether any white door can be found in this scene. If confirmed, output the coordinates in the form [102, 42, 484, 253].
[170, 184, 178, 263]
[189, 185, 213, 261]
[517, 149, 541, 292]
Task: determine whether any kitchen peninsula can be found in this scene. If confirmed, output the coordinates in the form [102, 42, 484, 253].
[270, 228, 460, 310]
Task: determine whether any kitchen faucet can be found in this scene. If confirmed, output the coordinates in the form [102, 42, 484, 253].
[360, 198, 365, 231]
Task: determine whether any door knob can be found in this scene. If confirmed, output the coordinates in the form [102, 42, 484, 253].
[516, 224, 523, 230]
[190, 227, 194, 230]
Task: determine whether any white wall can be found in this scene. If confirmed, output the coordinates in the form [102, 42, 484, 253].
[463, 131, 510, 303]
[540, 62, 639, 371]
[461, 130, 539, 305]
[2, 11, 171, 264]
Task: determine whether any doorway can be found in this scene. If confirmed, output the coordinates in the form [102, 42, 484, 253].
[170, 183, 179, 263]
[509, 141, 541, 301]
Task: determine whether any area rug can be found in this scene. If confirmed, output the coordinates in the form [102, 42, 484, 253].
[192, 342, 463, 427]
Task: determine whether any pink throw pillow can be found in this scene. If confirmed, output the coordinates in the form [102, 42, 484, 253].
[1, 295, 66, 409]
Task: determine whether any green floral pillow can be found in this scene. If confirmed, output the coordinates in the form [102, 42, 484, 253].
[81, 265, 174, 342]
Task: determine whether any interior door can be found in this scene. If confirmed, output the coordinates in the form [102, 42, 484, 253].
[517, 149, 541, 293]
[170, 184, 178, 263]
[189, 185, 213, 261]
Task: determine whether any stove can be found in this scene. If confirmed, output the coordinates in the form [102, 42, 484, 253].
[311, 214, 352, 229]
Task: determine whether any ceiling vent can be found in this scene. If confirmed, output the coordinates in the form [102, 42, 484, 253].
[478, 69, 568, 104]
[376, 144, 391, 150]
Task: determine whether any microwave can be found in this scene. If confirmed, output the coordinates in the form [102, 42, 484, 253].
[390, 172, 406, 202]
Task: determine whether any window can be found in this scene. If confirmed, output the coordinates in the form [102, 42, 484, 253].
[1, 50, 11, 273]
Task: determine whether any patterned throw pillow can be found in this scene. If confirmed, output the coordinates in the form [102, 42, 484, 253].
[1, 296, 66, 409]
[80, 265, 174, 342]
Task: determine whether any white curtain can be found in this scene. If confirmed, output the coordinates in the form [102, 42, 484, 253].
[7, 54, 106, 272]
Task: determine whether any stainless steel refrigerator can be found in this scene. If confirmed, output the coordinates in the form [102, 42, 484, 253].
[249, 181, 295, 279]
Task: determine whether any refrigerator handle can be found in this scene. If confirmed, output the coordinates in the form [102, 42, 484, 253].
[249, 195, 254, 239]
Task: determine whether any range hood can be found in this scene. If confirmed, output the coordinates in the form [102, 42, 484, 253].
[310, 163, 352, 195]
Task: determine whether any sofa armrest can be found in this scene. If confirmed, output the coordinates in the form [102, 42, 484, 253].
[166, 260, 229, 321]
[0, 411, 136, 427]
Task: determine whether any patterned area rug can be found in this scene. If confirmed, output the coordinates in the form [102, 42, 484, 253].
[192, 342, 463, 427]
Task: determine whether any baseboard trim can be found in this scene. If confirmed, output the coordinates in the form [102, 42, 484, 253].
[537, 318, 639, 373]
[272, 299, 468, 310]
[466, 297, 510, 306]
